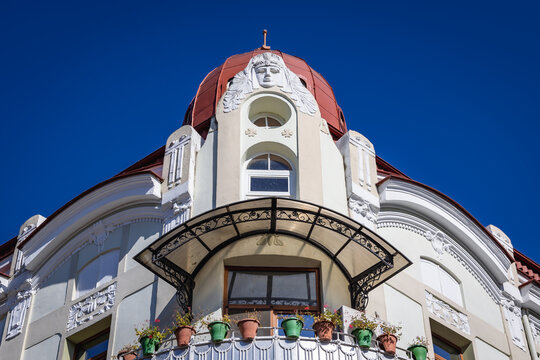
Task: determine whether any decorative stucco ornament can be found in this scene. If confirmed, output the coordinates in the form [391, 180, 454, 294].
[348, 196, 378, 224]
[90, 221, 114, 252]
[424, 230, 451, 257]
[67, 282, 117, 331]
[256, 234, 283, 246]
[5, 289, 35, 339]
[320, 120, 330, 135]
[245, 128, 257, 137]
[425, 291, 470, 334]
[223, 52, 317, 115]
[281, 129, 293, 138]
[501, 296, 526, 349]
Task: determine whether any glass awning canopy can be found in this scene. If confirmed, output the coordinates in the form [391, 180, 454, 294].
[135, 197, 411, 312]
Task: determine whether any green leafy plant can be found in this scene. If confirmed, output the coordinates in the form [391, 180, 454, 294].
[379, 322, 402, 340]
[313, 305, 343, 327]
[349, 313, 378, 331]
[236, 310, 261, 323]
[134, 320, 170, 342]
[409, 336, 429, 347]
[173, 310, 195, 329]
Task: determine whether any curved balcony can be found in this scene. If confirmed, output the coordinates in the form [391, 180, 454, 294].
[134, 327, 413, 360]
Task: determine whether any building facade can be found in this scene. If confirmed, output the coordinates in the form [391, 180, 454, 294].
[0, 48, 539, 360]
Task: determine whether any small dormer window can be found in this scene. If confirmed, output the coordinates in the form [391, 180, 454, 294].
[246, 154, 293, 197]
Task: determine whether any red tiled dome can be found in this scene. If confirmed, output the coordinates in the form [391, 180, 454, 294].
[183, 49, 347, 140]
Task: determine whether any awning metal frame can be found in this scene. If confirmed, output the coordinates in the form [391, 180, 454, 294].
[136, 197, 411, 314]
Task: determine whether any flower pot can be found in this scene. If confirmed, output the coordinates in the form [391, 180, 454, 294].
[281, 317, 304, 338]
[117, 351, 137, 360]
[312, 320, 335, 342]
[175, 325, 196, 347]
[377, 334, 397, 354]
[208, 321, 230, 342]
[237, 318, 260, 340]
[351, 328, 373, 348]
[408, 345, 428, 360]
[140, 336, 160, 356]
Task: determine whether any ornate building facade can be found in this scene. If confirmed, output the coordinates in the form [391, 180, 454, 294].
[0, 47, 539, 360]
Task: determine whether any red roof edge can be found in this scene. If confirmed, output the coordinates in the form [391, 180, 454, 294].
[377, 175, 514, 262]
[515, 249, 540, 276]
[0, 236, 16, 262]
[376, 156, 410, 178]
[115, 146, 165, 177]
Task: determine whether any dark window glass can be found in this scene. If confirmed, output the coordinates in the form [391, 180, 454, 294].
[269, 155, 291, 170]
[247, 155, 268, 170]
[253, 118, 267, 127]
[250, 177, 288, 192]
[75, 331, 109, 360]
[266, 117, 281, 127]
[227, 270, 317, 307]
[433, 337, 461, 360]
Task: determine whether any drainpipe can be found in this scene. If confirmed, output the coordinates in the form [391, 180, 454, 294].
[522, 309, 539, 360]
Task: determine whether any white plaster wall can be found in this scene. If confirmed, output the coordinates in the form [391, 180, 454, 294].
[31, 259, 70, 322]
[76, 227, 122, 272]
[124, 222, 161, 271]
[320, 130, 348, 215]
[383, 284, 426, 348]
[474, 337, 510, 360]
[113, 283, 154, 354]
[377, 226, 504, 329]
[193, 125, 216, 216]
[192, 235, 350, 315]
[22, 333, 61, 360]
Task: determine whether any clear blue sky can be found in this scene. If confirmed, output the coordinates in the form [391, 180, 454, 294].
[1, 1, 539, 262]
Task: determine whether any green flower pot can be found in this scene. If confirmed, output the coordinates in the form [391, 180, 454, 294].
[140, 336, 160, 356]
[281, 317, 304, 339]
[208, 321, 230, 342]
[351, 328, 373, 347]
[408, 345, 428, 360]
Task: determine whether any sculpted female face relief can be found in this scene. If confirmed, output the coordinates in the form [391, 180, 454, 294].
[254, 64, 283, 88]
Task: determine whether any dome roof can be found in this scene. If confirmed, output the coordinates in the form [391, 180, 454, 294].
[183, 49, 347, 140]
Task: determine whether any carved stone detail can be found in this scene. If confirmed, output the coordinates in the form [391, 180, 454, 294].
[501, 296, 526, 349]
[223, 52, 317, 115]
[67, 282, 117, 331]
[256, 234, 283, 246]
[281, 129, 293, 138]
[90, 221, 114, 252]
[320, 120, 330, 135]
[6, 290, 35, 339]
[245, 128, 257, 137]
[425, 230, 450, 257]
[425, 291, 470, 334]
[348, 195, 378, 225]
[163, 200, 191, 234]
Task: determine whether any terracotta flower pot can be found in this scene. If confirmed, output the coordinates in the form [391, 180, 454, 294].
[175, 325, 196, 347]
[237, 318, 260, 340]
[281, 317, 303, 338]
[312, 320, 335, 342]
[408, 345, 428, 360]
[117, 351, 137, 360]
[377, 334, 397, 354]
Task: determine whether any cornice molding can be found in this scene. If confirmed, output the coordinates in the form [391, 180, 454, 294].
[378, 211, 502, 302]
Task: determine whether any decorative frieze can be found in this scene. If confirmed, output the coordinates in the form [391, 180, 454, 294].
[348, 194, 378, 229]
[425, 291, 470, 334]
[67, 282, 117, 331]
[6, 289, 35, 339]
[501, 295, 526, 349]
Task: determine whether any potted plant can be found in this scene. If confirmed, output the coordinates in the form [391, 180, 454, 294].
[116, 343, 138, 360]
[202, 314, 232, 342]
[236, 310, 261, 341]
[312, 305, 343, 342]
[408, 336, 429, 360]
[279, 311, 305, 339]
[173, 310, 197, 347]
[376, 322, 402, 355]
[135, 320, 169, 356]
[349, 313, 378, 348]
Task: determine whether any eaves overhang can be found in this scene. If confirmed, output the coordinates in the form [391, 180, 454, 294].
[135, 197, 411, 312]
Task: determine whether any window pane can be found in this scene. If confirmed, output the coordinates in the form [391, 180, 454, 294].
[266, 117, 281, 128]
[250, 177, 288, 192]
[272, 272, 317, 305]
[269, 155, 291, 170]
[247, 155, 268, 170]
[253, 118, 267, 127]
[433, 337, 461, 360]
[97, 250, 119, 288]
[228, 272, 269, 304]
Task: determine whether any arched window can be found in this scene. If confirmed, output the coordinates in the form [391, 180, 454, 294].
[246, 154, 293, 197]
[76, 249, 119, 299]
[420, 259, 463, 306]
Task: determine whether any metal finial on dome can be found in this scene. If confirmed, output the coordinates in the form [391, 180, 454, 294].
[261, 29, 270, 50]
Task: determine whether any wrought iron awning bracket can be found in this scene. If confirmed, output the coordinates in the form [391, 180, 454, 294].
[349, 260, 394, 311]
[151, 254, 195, 314]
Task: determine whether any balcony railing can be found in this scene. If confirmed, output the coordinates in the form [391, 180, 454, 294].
[134, 327, 413, 360]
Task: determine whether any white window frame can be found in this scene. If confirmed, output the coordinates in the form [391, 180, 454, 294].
[250, 113, 285, 129]
[245, 153, 294, 198]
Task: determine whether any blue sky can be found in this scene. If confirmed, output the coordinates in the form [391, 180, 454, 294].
[1, 1, 539, 262]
